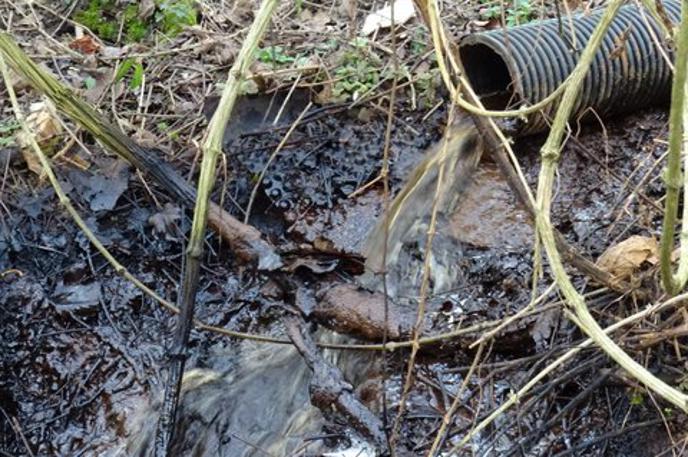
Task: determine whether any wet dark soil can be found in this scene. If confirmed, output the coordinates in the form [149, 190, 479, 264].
[1, 99, 685, 456]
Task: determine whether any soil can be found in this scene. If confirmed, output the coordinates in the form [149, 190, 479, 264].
[2, 1, 687, 456]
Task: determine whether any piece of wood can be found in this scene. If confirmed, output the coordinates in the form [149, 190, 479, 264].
[284, 314, 388, 447]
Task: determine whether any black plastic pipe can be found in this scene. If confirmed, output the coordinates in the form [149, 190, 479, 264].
[458, 1, 680, 135]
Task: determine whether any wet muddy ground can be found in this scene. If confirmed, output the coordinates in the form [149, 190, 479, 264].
[3, 94, 686, 455]
[2, 0, 687, 454]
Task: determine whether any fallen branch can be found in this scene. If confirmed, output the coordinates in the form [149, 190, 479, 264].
[0, 33, 281, 271]
[284, 314, 387, 446]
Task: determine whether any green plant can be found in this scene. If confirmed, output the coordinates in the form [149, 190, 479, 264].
[123, 5, 149, 42]
[257, 46, 295, 66]
[506, 0, 535, 26]
[114, 58, 145, 89]
[157, 121, 180, 140]
[74, 0, 119, 41]
[332, 38, 382, 102]
[629, 390, 644, 406]
[83, 76, 97, 89]
[415, 67, 441, 108]
[410, 28, 429, 55]
[73, 0, 197, 43]
[156, 0, 197, 36]
[0, 118, 19, 147]
[478, 0, 536, 25]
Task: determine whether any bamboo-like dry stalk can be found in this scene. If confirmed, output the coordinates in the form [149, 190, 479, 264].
[0, 33, 281, 270]
[153, 0, 279, 454]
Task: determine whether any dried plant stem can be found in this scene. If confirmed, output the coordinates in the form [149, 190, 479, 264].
[389, 103, 457, 449]
[534, 0, 688, 411]
[0, 33, 280, 269]
[448, 290, 688, 453]
[425, 0, 686, 412]
[426, 343, 484, 457]
[154, 0, 278, 454]
[660, 3, 688, 295]
[469, 282, 556, 349]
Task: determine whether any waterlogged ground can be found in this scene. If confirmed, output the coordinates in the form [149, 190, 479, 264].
[3, 98, 685, 455]
[2, 0, 687, 454]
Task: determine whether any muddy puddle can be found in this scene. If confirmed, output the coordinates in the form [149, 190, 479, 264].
[1, 94, 680, 456]
[449, 164, 532, 250]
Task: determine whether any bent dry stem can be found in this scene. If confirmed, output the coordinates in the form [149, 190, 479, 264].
[533, 0, 688, 412]
[413, 0, 688, 450]
[153, 0, 279, 454]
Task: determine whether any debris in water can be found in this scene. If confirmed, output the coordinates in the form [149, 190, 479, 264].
[449, 164, 533, 249]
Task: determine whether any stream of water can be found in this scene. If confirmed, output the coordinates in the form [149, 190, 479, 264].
[121, 116, 484, 457]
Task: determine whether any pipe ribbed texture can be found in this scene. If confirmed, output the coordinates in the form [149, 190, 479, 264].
[459, 1, 681, 135]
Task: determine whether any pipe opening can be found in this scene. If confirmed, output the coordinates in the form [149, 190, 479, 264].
[459, 42, 518, 110]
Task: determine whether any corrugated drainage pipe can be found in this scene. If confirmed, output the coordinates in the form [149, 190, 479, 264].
[458, 1, 680, 135]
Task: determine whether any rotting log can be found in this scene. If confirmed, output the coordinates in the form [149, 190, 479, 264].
[0, 33, 281, 271]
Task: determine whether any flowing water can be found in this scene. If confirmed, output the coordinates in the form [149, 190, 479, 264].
[121, 115, 484, 457]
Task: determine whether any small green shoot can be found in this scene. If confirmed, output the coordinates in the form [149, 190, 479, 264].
[257, 46, 296, 67]
[410, 29, 428, 55]
[115, 58, 145, 90]
[332, 38, 382, 102]
[157, 121, 180, 141]
[74, 0, 197, 43]
[156, 0, 197, 36]
[0, 118, 20, 147]
[506, 0, 535, 26]
[83, 76, 97, 90]
[478, 0, 536, 26]
[629, 390, 644, 406]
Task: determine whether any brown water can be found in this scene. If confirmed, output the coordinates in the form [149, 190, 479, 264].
[122, 116, 486, 457]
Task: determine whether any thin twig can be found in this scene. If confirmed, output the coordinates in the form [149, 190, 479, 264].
[448, 290, 688, 453]
[389, 103, 458, 448]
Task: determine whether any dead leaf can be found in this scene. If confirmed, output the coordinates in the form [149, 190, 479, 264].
[299, 9, 333, 33]
[69, 35, 100, 54]
[16, 101, 63, 175]
[530, 308, 560, 351]
[357, 107, 374, 122]
[361, 0, 416, 36]
[596, 235, 658, 280]
[139, 0, 156, 20]
[67, 159, 130, 211]
[149, 203, 182, 239]
[53, 281, 102, 314]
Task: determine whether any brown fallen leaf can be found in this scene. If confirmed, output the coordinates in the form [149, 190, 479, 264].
[69, 35, 100, 54]
[596, 235, 658, 280]
[16, 101, 63, 175]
